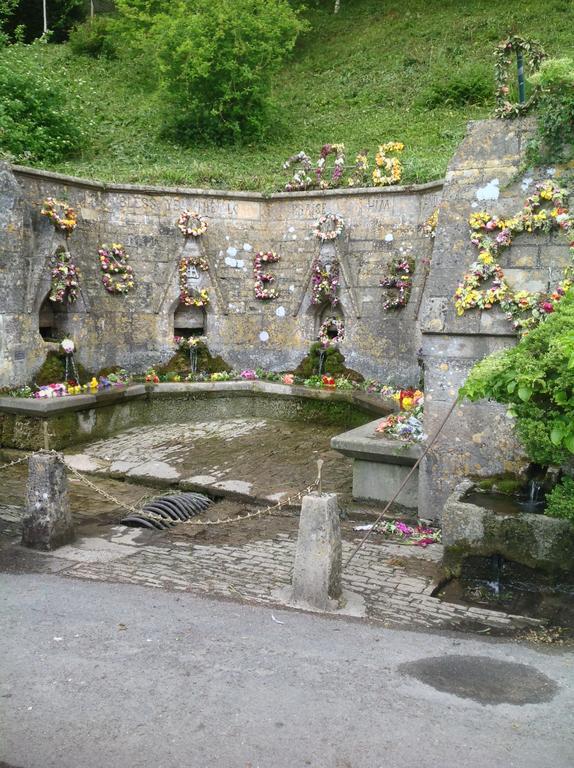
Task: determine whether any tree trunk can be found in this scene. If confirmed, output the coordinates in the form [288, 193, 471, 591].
[334, 0, 341, 13]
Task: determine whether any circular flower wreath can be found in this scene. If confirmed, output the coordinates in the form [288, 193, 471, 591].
[253, 251, 281, 300]
[41, 197, 77, 235]
[49, 246, 80, 303]
[454, 180, 574, 333]
[494, 35, 546, 119]
[179, 256, 210, 307]
[98, 243, 135, 295]
[318, 317, 345, 349]
[372, 142, 404, 187]
[314, 212, 345, 241]
[316, 143, 346, 189]
[177, 211, 208, 237]
[283, 151, 313, 192]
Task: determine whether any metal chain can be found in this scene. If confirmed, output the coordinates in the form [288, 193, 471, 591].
[0, 453, 35, 473]
[63, 461, 143, 515]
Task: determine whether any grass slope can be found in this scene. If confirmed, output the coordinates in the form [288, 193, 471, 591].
[3, 0, 574, 190]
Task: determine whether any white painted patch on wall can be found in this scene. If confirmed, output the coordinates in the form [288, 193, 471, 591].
[243, 243, 253, 251]
[384, 233, 394, 242]
[275, 306, 286, 317]
[259, 331, 269, 342]
[288, 226, 295, 233]
[224, 256, 245, 268]
[289, 284, 295, 292]
[521, 176, 533, 191]
[226, 246, 238, 257]
[475, 178, 500, 201]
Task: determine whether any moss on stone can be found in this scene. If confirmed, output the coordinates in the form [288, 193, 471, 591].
[34, 351, 92, 386]
[157, 343, 232, 376]
[294, 343, 364, 381]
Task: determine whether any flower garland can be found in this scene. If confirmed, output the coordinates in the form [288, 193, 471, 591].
[253, 250, 281, 300]
[283, 151, 314, 191]
[41, 198, 78, 235]
[372, 142, 404, 186]
[375, 389, 425, 443]
[380, 256, 415, 310]
[179, 256, 210, 307]
[422, 208, 439, 238]
[177, 211, 208, 237]
[494, 36, 546, 119]
[347, 150, 369, 187]
[311, 257, 340, 306]
[315, 143, 346, 189]
[98, 243, 135, 295]
[49, 246, 80, 303]
[318, 317, 345, 348]
[314, 212, 345, 241]
[353, 519, 440, 548]
[454, 180, 574, 333]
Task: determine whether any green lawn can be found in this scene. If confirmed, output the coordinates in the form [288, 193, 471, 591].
[3, 0, 574, 190]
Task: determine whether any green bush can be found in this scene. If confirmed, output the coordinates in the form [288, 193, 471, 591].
[147, 0, 307, 143]
[68, 16, 117, 59]
[0, 55, 82, 161]
[530, 57, 574, 160]
[545, 475, 574, 522]
[418, 63, 492, 108]
[459, 289, 574, 467]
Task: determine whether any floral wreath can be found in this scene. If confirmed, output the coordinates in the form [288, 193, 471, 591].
[49, 246, 80, 303]
[372, 142, 404, 186]
[41, 198, 77, 235]
[98, 243, 135, 295]
[318, 317, 345, 348]
[315, 144, 346, 189]
[454, 180, 574, 333]
[283, 151, 314, 192]
[314, 212, 345, 241]
[494, 36, 546, 119]
[381, 256, 415, 310]
[177, 211, 208, 237]
[311, 257, 340, 306]
[179, 256, 210, 307]
[347, 150, 369, 188]
[253, 251, 281, 300]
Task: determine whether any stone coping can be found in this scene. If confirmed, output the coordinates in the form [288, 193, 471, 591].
[11, 163, 444, 200]
[0, 381, 391, 418]
[331, 419, 422, 465]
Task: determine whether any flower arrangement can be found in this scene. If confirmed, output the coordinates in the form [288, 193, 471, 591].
[314, 212, 345, 241]
[33, 382, 69, 399]
[318, 317, 345, 348]
[494, 36, 546, 119]
[177, 211, 208, 237]
[253, 250, 281, 300]
[372, 142, 404, 186]
[354, 520, 440, 548]
[239, 369, 258, 380]
[98, 243, 135, 295]
[315, 143, 346, 189]
[283, 151, 314, 191]
[422, 208, 439, 238]
[311, 257, 340, 306]
[347, 150, 369, 187]
[41, 198, 78, 235]
[375, 389, 425, 442]
[61, 338, 75, 354]
[179, 257, 210, 307]
[174, 335, 206, 349]
[454, 180, 574, 333]
[49, 246, 80, 303]
[380, 256, 415, 310]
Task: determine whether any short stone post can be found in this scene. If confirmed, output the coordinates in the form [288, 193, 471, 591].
[22, 452, 75, 550]
[292, 492, 342, 611]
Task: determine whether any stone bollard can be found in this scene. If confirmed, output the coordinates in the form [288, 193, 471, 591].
[22, 452, 75, 550]
[292, 492, 342, 611]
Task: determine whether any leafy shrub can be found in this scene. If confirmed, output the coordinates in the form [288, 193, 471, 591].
[68, 16, 117, 59]
[459, 289, 574, 466]
[5, 0, 84, 43]
[418, 63, 492, 108]
[294, 342, 364, 381]
[545, 475, 574, 522]
[530, 57, 574, 160]
[0, 56, 82, 161]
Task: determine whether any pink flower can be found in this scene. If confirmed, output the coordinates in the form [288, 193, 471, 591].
[240, 369, 257, 380]
[282, 374, 294, 385]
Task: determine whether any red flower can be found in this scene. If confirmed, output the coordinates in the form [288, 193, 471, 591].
[322, 375, 335, 387]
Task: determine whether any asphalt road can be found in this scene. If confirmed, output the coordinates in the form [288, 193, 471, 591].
[1, 573, 573, 768]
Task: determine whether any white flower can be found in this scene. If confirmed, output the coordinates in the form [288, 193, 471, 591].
[61, 338, 75, 354]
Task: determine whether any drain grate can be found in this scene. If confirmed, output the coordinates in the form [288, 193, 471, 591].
[121, 492, 212, 530]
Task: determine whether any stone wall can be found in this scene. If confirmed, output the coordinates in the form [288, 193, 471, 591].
[0, 163, 440, 388]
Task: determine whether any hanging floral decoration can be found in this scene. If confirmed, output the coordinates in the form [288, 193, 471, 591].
[380, 256, 415, 310]
[49, 246, 80, 303]
[422, 208, 439, 238]
[347, 150, 369, 187]
[318, 317, 345, 348]
[253, 250, 281, 300]
[372, 142, 404, 186]
[311, 257, 340, 306]
[177, 211, 208, 237]
[179, 256, 210, 307]
[494, 36, 546, 119]
[454, 180, 574, 333]
[314, 212, 345, 241]
[41, 198, 78, 235]
[283, 151, 314, 191]
[98, 243, 135, 295]
[315, 143, 346, 189]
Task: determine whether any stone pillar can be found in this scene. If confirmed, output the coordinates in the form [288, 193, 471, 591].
[292, 493, 342, 611]
[22, 452, 75, 550]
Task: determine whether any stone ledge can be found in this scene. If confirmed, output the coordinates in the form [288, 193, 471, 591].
[331, 419, 422, 465]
